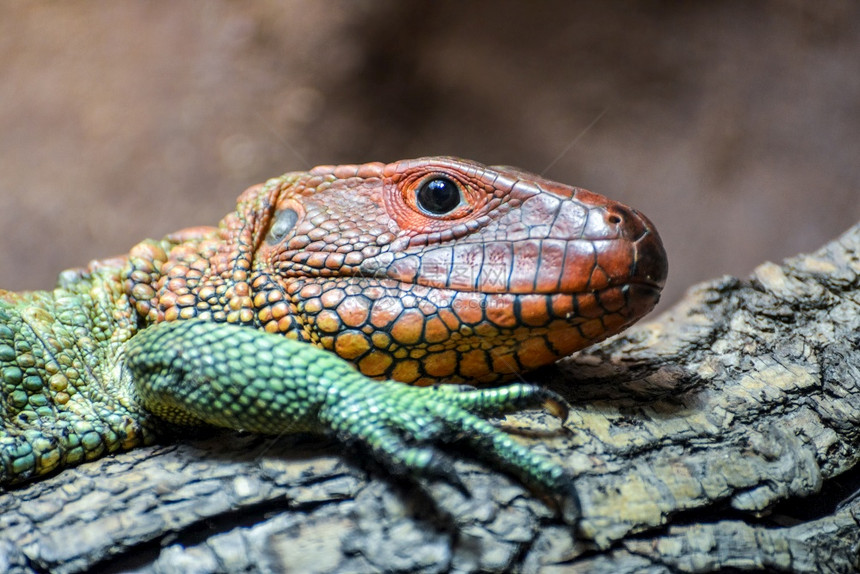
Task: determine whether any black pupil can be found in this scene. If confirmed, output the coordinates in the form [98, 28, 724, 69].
[416, 177, 461, 215]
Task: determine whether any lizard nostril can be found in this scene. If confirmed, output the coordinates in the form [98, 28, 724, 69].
[605, 205, 631, 227]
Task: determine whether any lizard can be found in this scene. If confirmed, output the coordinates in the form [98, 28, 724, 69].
[0, 156, 666, 517]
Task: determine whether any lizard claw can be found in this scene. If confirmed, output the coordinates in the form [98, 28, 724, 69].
[319, 378, 579, 520]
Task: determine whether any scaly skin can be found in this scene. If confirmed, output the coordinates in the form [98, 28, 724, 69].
[0, 157, 667, 512]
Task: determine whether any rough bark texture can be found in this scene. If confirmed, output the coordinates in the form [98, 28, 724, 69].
[3, 223, 860, 573]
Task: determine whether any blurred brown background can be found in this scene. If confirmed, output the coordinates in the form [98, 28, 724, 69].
[1, 1, 858, 314]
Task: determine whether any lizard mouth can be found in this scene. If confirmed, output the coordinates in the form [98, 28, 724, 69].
[361, 194, 667, 298]
[364, 201, 668, 325]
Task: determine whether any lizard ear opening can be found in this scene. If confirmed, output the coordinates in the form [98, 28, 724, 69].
[266, 208, 299, 245]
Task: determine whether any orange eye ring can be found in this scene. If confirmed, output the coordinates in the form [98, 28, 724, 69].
[398, 170, 483, 223]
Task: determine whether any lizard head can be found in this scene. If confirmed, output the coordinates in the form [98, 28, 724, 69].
[130, 157, 666, 385]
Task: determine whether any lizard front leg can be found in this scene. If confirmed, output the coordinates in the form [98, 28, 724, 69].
[125, 319, 579, 520]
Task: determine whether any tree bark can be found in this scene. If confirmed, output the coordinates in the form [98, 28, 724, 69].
[3, 224, 860, 574]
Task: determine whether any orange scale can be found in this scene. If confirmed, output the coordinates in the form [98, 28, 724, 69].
[595, 246, 634, 282]
[518, 294, 551, 327]
[409, 348, 428, 359]
[299, 283, 322, 299]
[390, 309, 425, 345]
[486, 295, 517, 328]
[158, 291, 179, 308]
[391, 360, 421, 384]
[131, 283, 155, 301]
[130, 242, 166, 261]
[314, 310, 342, 333]
[596, 287, 626, 313]
[423, 316, 450, 344]
[437, 308, 460, 330]
[146, 308, 162, 323]
[559, 242, 597, 292]
[278, 317, 295, 334]
[451, 293, 485, 325]
[167, 277, 188, 292]
[235, 256, 252, 271]
[257, 307, 274, 324]
[324, 254, 346, 269]
[457, 349, 490, 379]
[334, 331, 372, 360]
[370, 331, 391, 349]
[545, 320, 580, 351]
[490, 352, 521, 377]
[344, 251, 363, 265]
[422, 350, 457, 378]
[588, 266, 609, 289]
[177, 294, 197, 307]
[251, 274, 270, 289]
[184, 268, 203, 281]
[472, 322, 499, 338]
[358, 351, 393, 377]
[129, 269, 153, 283]
[579, 318, 606, 340]
[574, 292, 604, 319]
[307, 228, 327, 241]
[516, 338, 558, 370]
[228, 295, 251, 311]
[320, 288, 345, 309]
[601, 312, 627, 332]
[305, 252, 329, 268]
[271, 301, 289, 320]
[335, 297, 371, 328]
[362, 285, 387, 300]
[512, 326, 532, 340]
[417, 299, 438, 316]
[369, 300, 401, 329]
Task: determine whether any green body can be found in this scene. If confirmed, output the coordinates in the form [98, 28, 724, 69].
[0, 264, 151, 479]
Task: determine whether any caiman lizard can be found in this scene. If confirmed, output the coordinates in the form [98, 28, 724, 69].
[0, 157, 667, 516]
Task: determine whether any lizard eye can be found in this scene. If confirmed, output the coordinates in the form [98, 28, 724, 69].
[416, 177, 462, 215]
[266, 208, 299, 244]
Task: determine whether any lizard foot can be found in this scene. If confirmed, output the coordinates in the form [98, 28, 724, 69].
[319, 378, 580, 522]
